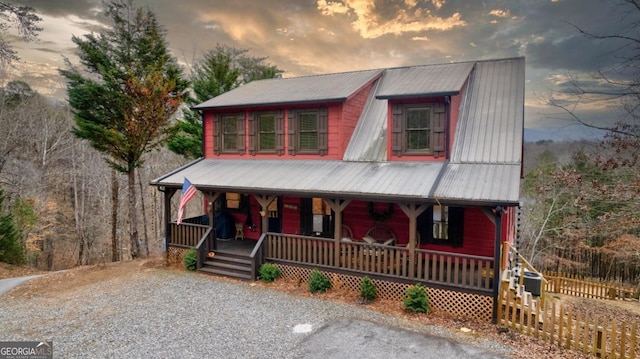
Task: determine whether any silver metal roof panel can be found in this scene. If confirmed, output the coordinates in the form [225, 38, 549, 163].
[342, 79, 388, 162]
[194, 69, 382, 109]
[152, 159, 444, 201]
[433, 163, 521, 204]
[451, 58, 525, 164]
[376, 62, 474, 99]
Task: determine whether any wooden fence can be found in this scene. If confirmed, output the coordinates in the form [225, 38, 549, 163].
[498, 286, 639, 358]
[545, 246, 640, 284]
[544, 271, 638, 301]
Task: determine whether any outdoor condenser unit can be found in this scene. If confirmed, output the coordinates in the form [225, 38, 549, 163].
[521, 271, 543, 297]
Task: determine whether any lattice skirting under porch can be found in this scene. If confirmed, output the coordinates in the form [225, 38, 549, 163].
[277, 264, 493, 322]
[167, 245, 189, 267]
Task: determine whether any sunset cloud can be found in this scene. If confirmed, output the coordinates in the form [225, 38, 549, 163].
[316, 0, 467, 39]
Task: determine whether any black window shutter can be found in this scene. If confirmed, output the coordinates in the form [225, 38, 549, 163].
[418, 206, 433, 245]
[237, 114, 245, 153]
[300, 198, 312, 235]
[288, 110, 297, 155]
[391, 104, 403, 156]
[318, 108, 328, 155]
[213, 114, 220, 155]
[276, 110, 284, 155]
[248, 112, 256, 155]
[448, 207, 464, 248]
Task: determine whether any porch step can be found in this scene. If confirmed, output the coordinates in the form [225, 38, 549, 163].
[199, 251, 253, 281]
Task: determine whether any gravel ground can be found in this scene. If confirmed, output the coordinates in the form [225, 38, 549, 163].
[0, 265, 514, 358]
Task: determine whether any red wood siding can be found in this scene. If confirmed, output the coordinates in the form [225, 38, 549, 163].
[203, 112, 214, 158]
[449, 85, 464, 158]
[421, 208, 495, 258]
[341, 82, 374, 154]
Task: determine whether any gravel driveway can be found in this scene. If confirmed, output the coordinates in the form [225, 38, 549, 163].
[0, 266, 511, 358]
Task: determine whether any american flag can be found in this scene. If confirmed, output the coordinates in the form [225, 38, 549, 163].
[176, 178, 196, 225]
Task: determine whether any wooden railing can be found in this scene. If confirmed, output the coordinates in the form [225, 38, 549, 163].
[195, 227, 215, 269]
[249, 233, 269, 280]
[498, 285, 639, 359]
[264, 233, 494, 293]
[169, 222, 209, 248]
[503, 241, 548, 305]
[543, 271, 638, 301]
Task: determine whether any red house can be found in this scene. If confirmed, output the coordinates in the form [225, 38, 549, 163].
[152, 57, 525, 322]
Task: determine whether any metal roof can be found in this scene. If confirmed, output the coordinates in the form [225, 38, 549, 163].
[342, 79, 388, 162]
[450, 58, 525, 164]
[376, 62, 474, 99]
[433, 163, 521, 204]
[152, 159, 444, 202]
[156, 58, 525, 206]
[194, 69, 382, 109]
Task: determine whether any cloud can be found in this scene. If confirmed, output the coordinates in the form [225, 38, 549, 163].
[316, 0, 466, 39]
[488, 9, 511, 18]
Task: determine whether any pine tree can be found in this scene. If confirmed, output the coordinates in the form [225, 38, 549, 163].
[0, 188, 23, 264]
[60, 0, 188, 259]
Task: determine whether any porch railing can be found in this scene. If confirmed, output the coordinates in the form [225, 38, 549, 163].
[265, 233, 494, 293]
[195, 226, 215, 269]
[169, 222, 209, 248]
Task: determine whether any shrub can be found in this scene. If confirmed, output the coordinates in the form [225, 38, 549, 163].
[259, 262, 282, 283]
[183, 248, 198, 271]
[403, 283, 429, 313]
[309, 269, 331, 293]
[360, 276, 377, 302]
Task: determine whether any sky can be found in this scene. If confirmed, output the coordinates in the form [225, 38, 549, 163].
[5, 0, 639, 141]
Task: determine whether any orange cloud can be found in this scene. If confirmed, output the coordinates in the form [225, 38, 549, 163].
[317, 0, 466, 39]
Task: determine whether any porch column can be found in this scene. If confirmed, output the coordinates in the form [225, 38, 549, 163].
[254, 194, 277, 234]
[161, 187, 177, 252]
[203, 192, 221, 250]
[325, 198, 351, 267]
[492, 206, 504, 324]
[399, 203, 428, 279]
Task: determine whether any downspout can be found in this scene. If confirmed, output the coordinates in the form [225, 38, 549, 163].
[199, 110, 205, 158]
[492, 206, 504, 324]
[159, 187, 176, 253]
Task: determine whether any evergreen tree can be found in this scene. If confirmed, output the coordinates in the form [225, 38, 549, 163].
[60, 0, 188, 259]
[0, 188, 23, 264]
[168, 44, 283, 159]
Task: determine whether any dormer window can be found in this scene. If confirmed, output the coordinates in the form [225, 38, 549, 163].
[405, 106, 432, 153]
[391, 102, 445, 157]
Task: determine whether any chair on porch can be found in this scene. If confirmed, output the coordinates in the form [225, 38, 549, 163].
[340, 224, 353, 242]
[363, 225, 396, 246]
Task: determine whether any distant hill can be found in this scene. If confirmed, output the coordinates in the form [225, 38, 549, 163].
[522, 139, 599, 175]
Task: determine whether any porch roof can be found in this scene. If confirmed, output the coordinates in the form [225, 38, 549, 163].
[151, 158, 520, 205]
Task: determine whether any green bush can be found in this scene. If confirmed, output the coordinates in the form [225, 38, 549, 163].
[309, 269, 332, 293]
[259, 262, 282, 283]
[403, 283, 429, 313]
[183, 248, 198, 271]
[360, 276, 377, 302]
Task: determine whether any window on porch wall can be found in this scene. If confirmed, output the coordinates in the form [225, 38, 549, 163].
[418, 205, 464, 247]
[433, 205, 448, 239]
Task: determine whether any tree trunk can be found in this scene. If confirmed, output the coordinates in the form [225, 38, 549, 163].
[128, 168, 139, 259]
[111, 169, 119, 262]
[137, 170, 149, 257]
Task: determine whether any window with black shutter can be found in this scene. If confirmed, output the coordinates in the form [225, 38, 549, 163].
[288, 108, 328, 155]
[420, 205, 464, 247]
[391, 103, 446, 157]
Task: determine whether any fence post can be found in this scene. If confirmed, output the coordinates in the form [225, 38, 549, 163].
[596, 323, 604, 358]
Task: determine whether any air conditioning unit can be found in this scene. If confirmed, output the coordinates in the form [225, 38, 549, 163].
[521, 271, 542, 297]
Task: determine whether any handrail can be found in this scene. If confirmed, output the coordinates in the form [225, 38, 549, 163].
[195, 226, 214, 269]
[503, 241, 548, 306]
[249, 232, 269, 280]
